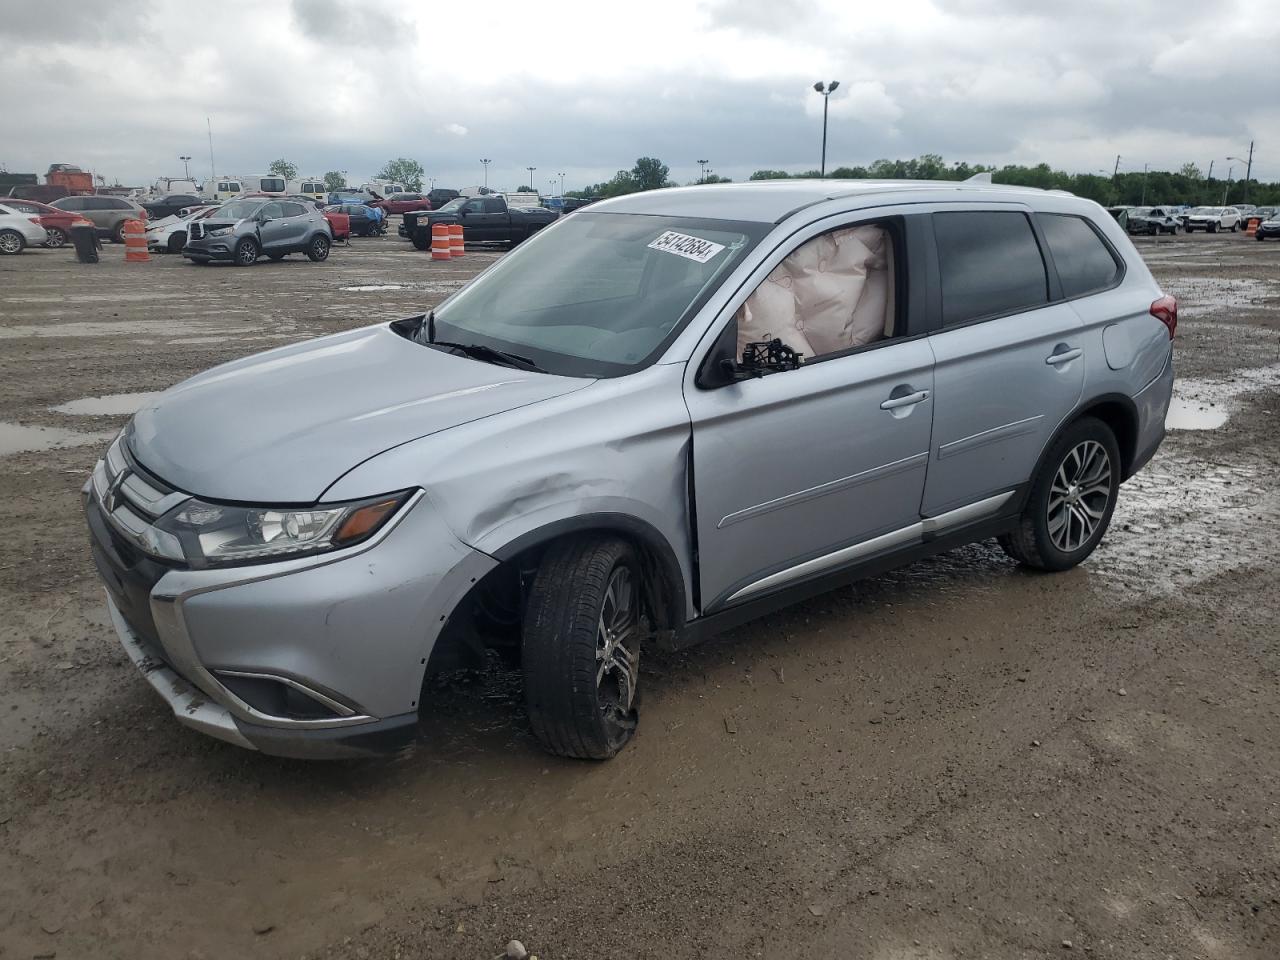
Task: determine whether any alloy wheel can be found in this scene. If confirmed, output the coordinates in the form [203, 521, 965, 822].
[1047, 440, 1112, 552]
[596, 566, 639, 726]
[45, 228, 67, 248]
[0, 232, 22, 254]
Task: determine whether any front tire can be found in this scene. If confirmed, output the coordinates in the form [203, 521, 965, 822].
[233, 237, 258, 266]
[522, 537, 643, 759]
[0, 229, 25, 255]
[999, 417, 1120, 572]
[306, 234, 330, 261]
[168, 232, 185, 253]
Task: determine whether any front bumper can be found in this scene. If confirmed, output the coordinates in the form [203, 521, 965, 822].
[182, 234, 237, 260]
[83, 448, 497, 758]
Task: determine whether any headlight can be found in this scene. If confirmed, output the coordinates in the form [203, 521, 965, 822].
[205, 226, 233, 237]
[155, 491, 413, 567]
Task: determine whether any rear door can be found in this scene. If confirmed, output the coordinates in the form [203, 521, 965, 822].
[921, 207, 1084, 516]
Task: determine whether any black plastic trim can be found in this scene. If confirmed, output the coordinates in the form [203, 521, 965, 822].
[674, 512, 1020, 649]
[235, 712, 420, 760]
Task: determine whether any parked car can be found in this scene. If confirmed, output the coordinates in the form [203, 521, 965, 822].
[560, 196, 602, 214]
[142, 193, 205, 221]
[50, 195, 148, 242]
[1126, 206, 1181, 235]
[0, 202, 52, 254]
[400, 198, 464, 238]
[375, 192, 433, 215]
[325, 203, 381, 237]
[1255, 211, 1280, 241]
[147, 205, 220, 253]
[426, 188, 461, 209]
[7, 184, 72, 203]
[323, 209, 351, 242]
[407, 194, 556, 249]
[0, 197, 93, 247]
[1183, 206, 1241, 233]
[183, 197, 332, 265]
[285, 194, 325, 209]
[83, 180, 1175, 760]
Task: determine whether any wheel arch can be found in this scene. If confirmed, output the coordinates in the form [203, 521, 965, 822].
[1033, 393, 1140, 491]
[491, 513, 688, 636]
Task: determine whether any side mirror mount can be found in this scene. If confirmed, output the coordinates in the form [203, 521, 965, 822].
[698, 329, 804, 389]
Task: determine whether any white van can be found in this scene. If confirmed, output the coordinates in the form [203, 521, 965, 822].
[203, 178, 245, 201]
[292, 178, 327, 201]
[240, 175, 289, 195]
[358, 180, 406, 198]
[152, 177, 200, 196]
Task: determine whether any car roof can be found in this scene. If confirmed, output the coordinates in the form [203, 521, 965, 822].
[594, 179, 1076, 223]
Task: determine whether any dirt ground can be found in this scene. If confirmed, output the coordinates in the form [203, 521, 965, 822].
[1, 228, 1278, 960]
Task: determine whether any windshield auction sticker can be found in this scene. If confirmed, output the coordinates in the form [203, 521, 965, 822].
[648, 231, 726, 263]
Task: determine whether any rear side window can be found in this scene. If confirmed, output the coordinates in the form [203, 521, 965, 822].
[483, 198, 504, 213]
[1038, 214, 1121, 299]
[280, 202, 307, 217]
[933, 211, 1048, 325]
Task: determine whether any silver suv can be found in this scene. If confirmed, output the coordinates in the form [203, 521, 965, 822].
[50, 195, 147, 243]
[183, 197, 332, 265]
[83, 180, 1175, 759]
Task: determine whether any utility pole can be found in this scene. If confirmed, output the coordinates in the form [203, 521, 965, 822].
[1140, 163, 1148, 205]
[1207, 159, 1214, 181]
[1113, 154, 1121, 178]
[1223, 167, 1233, 206]
[697, 159, 709, 183]
[1244, 140, 1254, 202]
[207, 117, 216, 180]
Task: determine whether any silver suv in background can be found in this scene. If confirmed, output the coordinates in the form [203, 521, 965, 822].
[183, 197, 332, 265]
[84, 180, 1175, 760]
[50, 195, 148, 243]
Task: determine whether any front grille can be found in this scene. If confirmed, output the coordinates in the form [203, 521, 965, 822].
[189, 221, 203, 240]
[86, 495, 173, 649]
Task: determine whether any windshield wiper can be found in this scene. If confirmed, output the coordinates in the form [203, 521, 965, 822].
[429, 340, 545, 373]
[413, 311, 544, 372]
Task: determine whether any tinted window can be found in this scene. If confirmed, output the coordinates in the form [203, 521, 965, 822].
[280, 202, 307, 217]
[933, 211, 1048, 325]
[483, 198, 504, 213]
[259, 201, 285, 219]
[260, 178, 286, 192]
[463, 199, 485, 214]
[1039, 214, 1120, 299]
[56, 197, 85, 210]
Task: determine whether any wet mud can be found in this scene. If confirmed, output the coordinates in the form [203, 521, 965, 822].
[0, 232, 1278, 959]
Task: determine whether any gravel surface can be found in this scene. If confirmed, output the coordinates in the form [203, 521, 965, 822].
[1, 230, 1278, 959]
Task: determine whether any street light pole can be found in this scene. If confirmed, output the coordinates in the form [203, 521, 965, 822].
[1140, 163, 1148, 205]
[697, 159, 709, 183]
[812, 81, 839, 177]
[558, 172, 565, 196]
[179, 155, 192, 179]
[1223, 166, 1234, 206]
[526, 166, 536, 191]
[480, 158, 491, 192]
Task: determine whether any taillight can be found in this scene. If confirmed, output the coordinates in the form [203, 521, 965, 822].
[1150, 294, 1177, 340]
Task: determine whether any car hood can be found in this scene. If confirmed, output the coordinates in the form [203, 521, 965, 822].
[127, 323, 590, 503]
[146, 214, 183, 231]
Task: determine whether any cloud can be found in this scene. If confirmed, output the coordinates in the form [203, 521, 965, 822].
[1, 0, 1277, 190]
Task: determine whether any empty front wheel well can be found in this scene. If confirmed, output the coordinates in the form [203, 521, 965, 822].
[424, 520, 687, 677]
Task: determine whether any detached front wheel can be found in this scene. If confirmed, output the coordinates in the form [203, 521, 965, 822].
[522, 537, 643, 759]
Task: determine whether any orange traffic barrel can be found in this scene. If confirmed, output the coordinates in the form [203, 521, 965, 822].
[123, 219, 149, 263]
[430, 222, 451, 260]
[449, 222, 464, 258]
[1244, 217, 1259, 236]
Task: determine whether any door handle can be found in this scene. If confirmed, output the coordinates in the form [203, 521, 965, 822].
[880, 389, 930, 410]
[1045, 348, 1083, 366]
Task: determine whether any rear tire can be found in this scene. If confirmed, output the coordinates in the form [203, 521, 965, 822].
[233, 237, 258, 266]
[306, 235, 330, 261]
[44, 227, 68, 248]
[999, 417, 1120, 572]
[522, 536, 644, 759]
[0, 229, 25, 255]
[113, 221, 128, 243]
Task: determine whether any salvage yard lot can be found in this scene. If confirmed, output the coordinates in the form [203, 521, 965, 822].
[1, 232, 1279, 958]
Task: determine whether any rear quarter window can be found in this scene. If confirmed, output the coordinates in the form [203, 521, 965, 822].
[933, 211, 1048, 325]
[1038, 214, 1122, 299]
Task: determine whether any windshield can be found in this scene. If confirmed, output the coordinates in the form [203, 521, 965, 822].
[435, 198, 465, 213]
[216, 200, 265, 219]
[1130, 207, 1152, 216]
[1189, 207, 1219, 215]
[430, 212, 768, 377]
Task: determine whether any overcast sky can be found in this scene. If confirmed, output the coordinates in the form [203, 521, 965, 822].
[1, 0, 1275, 191]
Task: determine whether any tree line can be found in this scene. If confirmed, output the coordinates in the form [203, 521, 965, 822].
[745, 155, 1278, 206]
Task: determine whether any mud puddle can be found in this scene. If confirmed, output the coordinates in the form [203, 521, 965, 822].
[0, 422, 114, 456]
[341, 284, 405, 292]
[51, 393, 161, 416]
